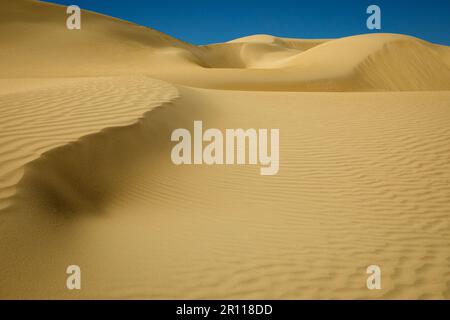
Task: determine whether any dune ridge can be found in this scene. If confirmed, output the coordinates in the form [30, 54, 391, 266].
[1, 0, 450, 299]
[0, 76, 178, 210]
[3, 86, 450, 299]
[1, 1, 450, 91]
[12, 99, 181, 216]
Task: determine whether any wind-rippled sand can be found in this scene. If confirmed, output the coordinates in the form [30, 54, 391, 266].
[1, 0, 450, 299]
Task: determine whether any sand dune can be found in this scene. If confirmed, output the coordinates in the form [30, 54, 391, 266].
[199, 35, 328, 69]
[0, 0, 204, 77]
[1, 0, 450, 299]
[3, 85, 450, 299]
[2, 1, 450, 90]
[0, 76, 178, 210]
[185, 34, 450, 90]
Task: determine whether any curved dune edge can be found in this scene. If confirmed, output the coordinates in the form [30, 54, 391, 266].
[12, 101, 177, 216]
[0, 76, 179, 211]
[1, 1, 450, 91]
[1, 0, 450, 300]
[165, 34, 450, 91]
[2, 86, 450, 299]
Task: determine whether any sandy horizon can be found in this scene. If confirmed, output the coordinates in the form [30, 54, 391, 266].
[1, 0, 450, 299]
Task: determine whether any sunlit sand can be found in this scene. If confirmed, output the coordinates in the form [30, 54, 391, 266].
[1, 0, 450, 299]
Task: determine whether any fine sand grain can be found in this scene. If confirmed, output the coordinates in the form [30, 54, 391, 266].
[1, 0, 450, 299]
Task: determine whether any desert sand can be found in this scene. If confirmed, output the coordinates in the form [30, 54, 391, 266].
[1, 0, 450, 299]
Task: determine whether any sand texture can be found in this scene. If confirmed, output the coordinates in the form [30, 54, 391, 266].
[1, 0, 450, 299]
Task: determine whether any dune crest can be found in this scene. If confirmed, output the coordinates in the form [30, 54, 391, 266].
[1, 0, 450, 299]
[1, 1, 450, 91]
[0, 76, 178, 210]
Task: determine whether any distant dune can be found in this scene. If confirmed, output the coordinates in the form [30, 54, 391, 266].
[2, 0, 450, 91]
[1, 0, 450, 299]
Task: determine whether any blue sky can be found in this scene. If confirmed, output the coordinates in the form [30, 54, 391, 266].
[44, 0, 450, 45]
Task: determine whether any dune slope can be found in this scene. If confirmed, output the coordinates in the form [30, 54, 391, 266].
[0, 76, 178, 210]
[1, 1, 450, 91]
[0, 0, 450, 300]
[2, 87, 450, 299]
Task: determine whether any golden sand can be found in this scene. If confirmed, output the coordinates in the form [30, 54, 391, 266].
[0, 0, 450, 299]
